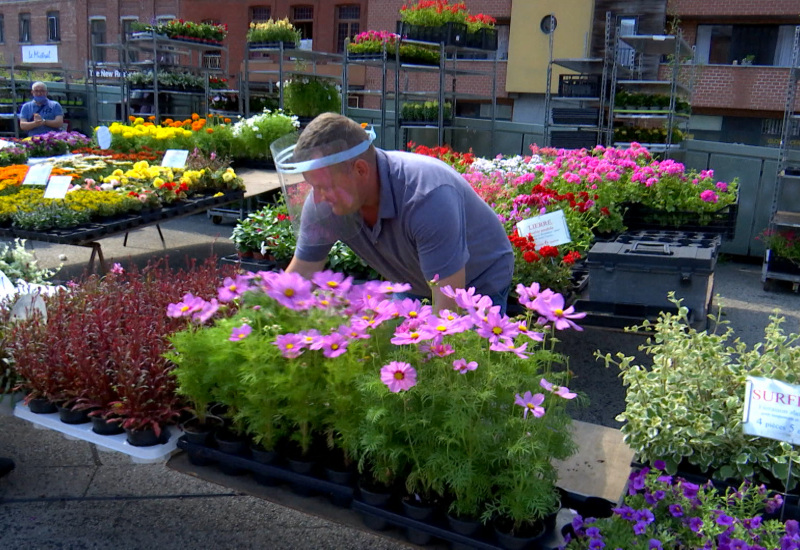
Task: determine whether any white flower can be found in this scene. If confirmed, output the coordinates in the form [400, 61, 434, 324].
[58, 254, 68, 261]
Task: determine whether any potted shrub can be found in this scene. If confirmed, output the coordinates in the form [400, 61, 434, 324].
[230, 109, 299, 165]
[246, 17, 301, 47]
[761, 229, 800, 273]
[598, 297, 800, 487]
[282, 77, 342, 121]
[563, 462, 790, 549]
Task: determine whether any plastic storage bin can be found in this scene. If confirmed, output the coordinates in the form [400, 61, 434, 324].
[586, 238, 717, 325]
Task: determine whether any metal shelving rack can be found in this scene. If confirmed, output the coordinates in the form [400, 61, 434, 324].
[343, 36, 498, 151]
[241, 45, 345, 118]
[123, 33, 229, 121]
[607, 29, 694, 156]
[544, 12, 614, 149]
[763, 25, 800, 291]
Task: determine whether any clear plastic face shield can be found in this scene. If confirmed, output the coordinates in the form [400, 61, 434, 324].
[270, 126, 377, 247]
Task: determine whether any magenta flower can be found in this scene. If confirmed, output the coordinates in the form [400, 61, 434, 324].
[266, 271, 314, 309]
[338, 323, 371, 340]
[298, 329, 321, 348]
[533, 292, 586, 331]
[312, 270, 353, 296]
[515, 320, 544, 342]
[395, 298, 432, 321]
[376, 281, 412, 295]
[700, 189, 719, 203]
[274, 333, 305, 358]
[193, 298, 219, 324]
[167, 292, 206, 318]
[320, 333, 349, 358]
[391, 321, 434, 345]
[229, 323, 252, 342]
[218, 275, 253, 302]
[514, 391, 545, 419]
[475, 311, 519, 343]
[490, 340, 529, 359]
[540, 378, 577, 399]
[452, 358, 478, 374]
[516, 282, 541, 308]
[380, 361, 417, 392]
[110, 262, 124, 274]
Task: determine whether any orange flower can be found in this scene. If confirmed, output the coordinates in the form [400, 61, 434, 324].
[128, 115, 136, 122]
[361, 122, 368, 128]
[191, 113, 200, 121]
[206, 128, 214, 134]
[223, 118, 231, 123]
[148, 115, 156, 121]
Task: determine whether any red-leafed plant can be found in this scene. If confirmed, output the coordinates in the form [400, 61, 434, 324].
[8, 257, 238, 435]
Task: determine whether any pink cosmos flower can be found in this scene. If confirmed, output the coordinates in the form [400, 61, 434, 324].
[298, 329, 321, 348]
[540, 378, 577, 399]
[376, 281, 412, 295]
[515, 391, 545, 419]
[167, 292, 206, 318]
[266, 272, 313, 309]
[218, 275, 253, 303]
[391, 322, 434, 345]
[423, 341, 455, 358]
[476, 311, 519, 344]
[320, 333, 349, 358]
[533, 292, 586, 331]
[490, 340, 529, 359]
[229, 324, 252, 342]
[395, 298, 432, 322]
[380, 361, 417, 392]
[452, 358, 478, 374]
[338, 323, 371, 341]
[312, 270, 353, 296]
[515, 321, 544, 342]
[516, 282, 541, 308]
[193, 298, 219, 324]
[275, 333, 305, 358]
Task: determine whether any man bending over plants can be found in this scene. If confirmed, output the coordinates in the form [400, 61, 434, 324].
[280, 113, 514, 313]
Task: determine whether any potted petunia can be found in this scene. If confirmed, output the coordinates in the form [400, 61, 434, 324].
[761, 228, 800, 274]
[563, 462, 791, 550]
[398, 0, 469, 46]
[347, 30, 440, 65]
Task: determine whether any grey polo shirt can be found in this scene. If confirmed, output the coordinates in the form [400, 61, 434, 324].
[295, 148, 514, 298]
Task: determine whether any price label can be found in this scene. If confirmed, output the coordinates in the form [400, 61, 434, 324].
[43, 175, 73, 199]
[23, 163, 53, 186]
[161, 149, 189, 169]
[516, 210, 571, 249]
[743, 376, 800, 445]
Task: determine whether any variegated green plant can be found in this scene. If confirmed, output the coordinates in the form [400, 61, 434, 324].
[598, 294, 800, 487]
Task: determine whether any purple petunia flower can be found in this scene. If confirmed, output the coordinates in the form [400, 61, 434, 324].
[669, 504, 684, 517]
[716, 513, 734, 526]
[648, 540, 663, 550]
[687, 517, 703, 532]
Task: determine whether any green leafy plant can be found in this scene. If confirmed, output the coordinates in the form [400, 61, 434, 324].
[230, 109, 299, 161]
[401, 100, 452, 122]
[761, 229, 800, 266]
[282, 77, 342, 119]
[0, 239, 59, 284]
[246, 18, 301, 44]
[598, 296, 800, 486]
[400, 0, 469, 26]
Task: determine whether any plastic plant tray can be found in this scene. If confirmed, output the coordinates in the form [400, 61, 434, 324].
[14, 403, 181, 464]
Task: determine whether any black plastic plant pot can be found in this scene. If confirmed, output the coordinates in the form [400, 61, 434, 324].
[125, 427, 161, 447]
[91, 416, 125, 436]
[57, 406, 91, 425]
[28, 398, 58, 414]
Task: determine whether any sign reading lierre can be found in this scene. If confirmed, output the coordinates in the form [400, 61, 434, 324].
[516, 210, 571, 249]
[743, 376, 800, 445]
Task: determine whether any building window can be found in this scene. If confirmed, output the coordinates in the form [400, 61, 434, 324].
[90, 18, 107, 62]
[291, 5, 313, 40]
[19, 13, 31, 43]
[47, 11, 60, 42]
[203, 52, 221, 69]
[696, 24, 781, 66]
[156, 15, 176, 26]
[121, 18, 139, 64]
[335, 5, 360, 52]
[250, 6, 271, 22]
[0, 15, 5, 44]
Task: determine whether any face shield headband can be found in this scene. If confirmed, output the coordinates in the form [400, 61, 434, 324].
[274, 126, 377, 174]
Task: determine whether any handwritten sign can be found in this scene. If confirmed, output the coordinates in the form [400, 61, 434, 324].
[743, 376, 800, 445]
[22, 45, 59, 64]
[23, 163, 53, 186]
[161, 149, 189, 169]
[516, 210, 571, 249]
[43, 175, 73, 199]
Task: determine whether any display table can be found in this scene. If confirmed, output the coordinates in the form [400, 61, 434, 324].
[0, 190, 244, 272]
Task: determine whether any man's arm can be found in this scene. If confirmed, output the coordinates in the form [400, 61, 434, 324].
[42, 114, 64, 129]
[431, 267, 466, 313]
[285, 256, 327, 279]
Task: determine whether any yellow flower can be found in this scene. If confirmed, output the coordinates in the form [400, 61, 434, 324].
[153, 177, 164, 188]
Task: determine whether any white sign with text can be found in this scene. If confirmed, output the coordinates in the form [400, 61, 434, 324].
[43, 175, 73, 199]
[161, 149, 189, 169]
[516, 210, 571, 249]
[22, 163, 53, 186]
[22, 45, 59, 64]
[743, 376, 800, 445]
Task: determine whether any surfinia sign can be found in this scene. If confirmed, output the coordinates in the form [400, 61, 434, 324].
[743, 376, 800, 445]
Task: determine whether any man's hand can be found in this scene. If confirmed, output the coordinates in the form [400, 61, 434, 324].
[431, 268, 466, 313]
[285, 256, 327, 279]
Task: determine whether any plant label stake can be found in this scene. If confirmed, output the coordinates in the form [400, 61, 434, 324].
[743, 376, 800, 520]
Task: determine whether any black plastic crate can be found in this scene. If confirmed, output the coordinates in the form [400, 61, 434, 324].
[614, 230, 723, 251]
[397, 21, 466, 46]
[550, 130, 599, 150]
[558, 74, 601, 98]
[552, 108, 599, 125]
[464, 27, 498, 50]
[622, 199, 738, 241]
